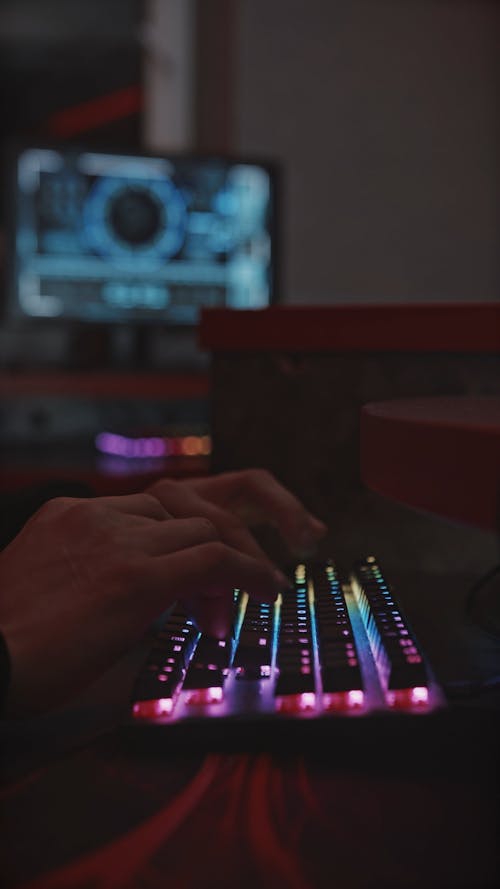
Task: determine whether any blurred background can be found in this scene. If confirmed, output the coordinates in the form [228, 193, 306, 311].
[0, 0, 498, 514]
[0, 0, 498, 315]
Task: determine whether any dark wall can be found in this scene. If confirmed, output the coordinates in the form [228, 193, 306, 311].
[0, 0, 143, 163]
[234, 0, 500, 305]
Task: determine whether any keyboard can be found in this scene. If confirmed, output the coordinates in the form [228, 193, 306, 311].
[129, 557, 444, 739]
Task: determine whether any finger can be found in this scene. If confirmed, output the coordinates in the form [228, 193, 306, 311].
[30, 493, 172, 532]
[185, 594, 234, 641]
[141, 541, 287, 637]
[184, 470, 327, 556]
[86, 493, 172, 521]
[134, 516, 219, 556]
[147, 479, 276, 569]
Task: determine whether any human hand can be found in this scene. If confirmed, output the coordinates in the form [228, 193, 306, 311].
[0, 490, 287, 716]
[147, 468, 327, 562]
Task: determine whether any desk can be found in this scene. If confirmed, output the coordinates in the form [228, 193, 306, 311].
[2, 582, 500, 889]
[361, 396, 500, 532]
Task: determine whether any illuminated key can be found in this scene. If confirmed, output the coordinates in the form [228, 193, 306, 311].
[132, 698, 175, 719]
[350, 558, 429, 708]
[275, 568, 316, 710]
[131, 610, 199, 717]
[193, 635, 231, 670]
[310, 561, 364, 710]
[184, 686, 224, 706]
[233, 600, 274, 679]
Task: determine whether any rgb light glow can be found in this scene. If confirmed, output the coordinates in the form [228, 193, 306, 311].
[132, 698, 174, 719]
[276, 692, 316, 714]
[95, 431, 211, 459]
[386, 686, 429, 709]
[323, 690, 364, 712]
[185, 687, 224, 706]
[411, 686, 429, 704]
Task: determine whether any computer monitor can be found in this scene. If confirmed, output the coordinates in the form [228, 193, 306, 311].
[4, 144, 278, 328]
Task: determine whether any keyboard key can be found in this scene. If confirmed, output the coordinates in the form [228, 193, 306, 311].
[274, 565, 316, 707]
[351, 557, 429, 707]
[132, 609, 198, 715]
[386, 659, 428, 690]
[184, 686, 224, 706]
[192, 635, 231, 670]
[132, 670, 182, 702]
[231, 593, 276, 679]
[321, 665, 363, 693]
[275, 671, 315, 696]
[309, 561, 365, 707]
[183, 664, 225, 690]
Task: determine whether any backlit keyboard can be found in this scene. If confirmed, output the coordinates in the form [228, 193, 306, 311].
[130, 557, 444, 727]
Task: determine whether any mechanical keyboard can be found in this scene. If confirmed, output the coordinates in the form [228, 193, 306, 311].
[129, 557, 444, 737]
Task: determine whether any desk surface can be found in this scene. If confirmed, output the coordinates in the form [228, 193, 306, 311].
[2, 705, 499, 889]
[361, 396, 500, 532]
[2, 569, 500, 889]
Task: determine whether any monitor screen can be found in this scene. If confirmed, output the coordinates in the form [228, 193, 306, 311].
[6, 145, 277, 326]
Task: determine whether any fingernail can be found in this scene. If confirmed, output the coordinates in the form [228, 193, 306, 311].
[308, 515, 327, 533]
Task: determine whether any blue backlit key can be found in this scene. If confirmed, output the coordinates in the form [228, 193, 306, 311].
[275, 567, 316, 712]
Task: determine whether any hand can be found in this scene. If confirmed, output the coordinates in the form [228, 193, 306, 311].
[147, 468, 327, 560]
[0, 471, 325, 716]
[0, 488, 288, 716]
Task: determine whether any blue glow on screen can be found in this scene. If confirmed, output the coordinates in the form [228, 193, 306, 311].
[12, 148, 275, 324]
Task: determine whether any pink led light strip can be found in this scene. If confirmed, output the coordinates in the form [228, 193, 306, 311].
[95, 431, 211, 459]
